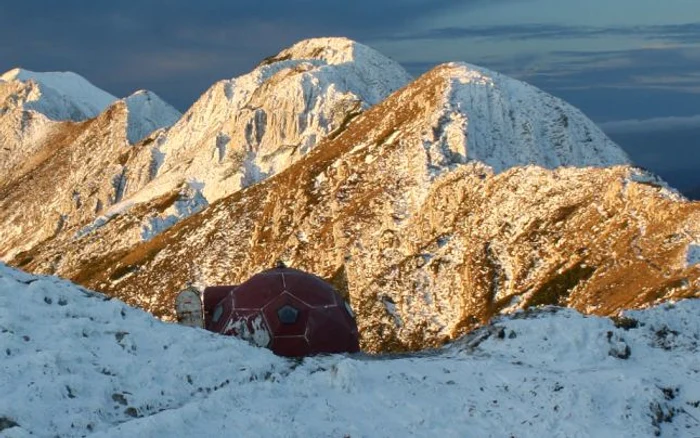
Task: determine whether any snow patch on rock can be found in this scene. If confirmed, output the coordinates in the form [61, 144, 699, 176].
[626, 167, 685, 201]
[75, 214, 117, 239]
[123, 90, 181, 144]
[141, 183, 209, 241]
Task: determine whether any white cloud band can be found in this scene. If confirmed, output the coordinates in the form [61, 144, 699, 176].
[600, 114, 700, 134]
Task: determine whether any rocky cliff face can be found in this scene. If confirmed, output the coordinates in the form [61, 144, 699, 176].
[9, 61, 698, 353]
[114, 37, 412, 227]
[0, 69, 181, 261]
[0, 39, 412, 265]
[0, 69, 116, 190]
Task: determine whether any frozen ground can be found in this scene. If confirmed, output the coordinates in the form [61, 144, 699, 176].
[0, 263, 699, 437]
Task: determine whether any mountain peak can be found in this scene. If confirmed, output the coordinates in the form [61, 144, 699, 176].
[259, 37, 395, 69]
[126, 89, 151, 98]
[274, 37, 360, 64]
[121, 89, 181, 144]
[430, 62, 494, 83]
[120, 37, 412, 213]
[0, 67, 117, 121]
[416, 61, 631, 172]
[2, 67, 81, 83]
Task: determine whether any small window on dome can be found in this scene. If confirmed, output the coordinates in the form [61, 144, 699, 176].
[344, 301, 355, 318]
[212, 304, 224, 323]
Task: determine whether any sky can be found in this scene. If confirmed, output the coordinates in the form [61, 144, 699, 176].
[1, 0, 698, 192]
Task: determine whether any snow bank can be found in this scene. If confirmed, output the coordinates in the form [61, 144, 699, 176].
[0, 263, 285, 437]
[1, 265, 699, 437]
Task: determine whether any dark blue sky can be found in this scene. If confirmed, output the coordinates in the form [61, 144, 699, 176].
[1, 0, 698, 192]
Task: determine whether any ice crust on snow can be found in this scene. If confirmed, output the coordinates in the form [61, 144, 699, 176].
[2, 263, 699, 437]
[1, 68, 117, 121]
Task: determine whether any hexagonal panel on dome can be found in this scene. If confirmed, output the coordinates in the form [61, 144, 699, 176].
[282, 271, 338, 307]
[262, 292, 310, 337]
[232, 272, 286, 309]
[305, 306, 360, 354]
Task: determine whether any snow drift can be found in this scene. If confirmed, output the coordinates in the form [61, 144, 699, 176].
[1, 263, 699, 437]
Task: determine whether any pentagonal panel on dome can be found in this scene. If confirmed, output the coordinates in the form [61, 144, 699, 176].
[282, 269, 338, 307]
[261, 292, 310, 337]
[277, 305, 300, 325]
[305, 306, 360, 354]
[232, 271, 286, 309]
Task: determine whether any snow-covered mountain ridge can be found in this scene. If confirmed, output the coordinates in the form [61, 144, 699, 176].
[0, 38, 413, 262]
[113, 37, 413, 211]
[1, 263, 698, 437]
[438, 62, 629, 171]
[15, 57, 698, 354]
[0, 69, 181, 260]
[2, 37, 698, 356]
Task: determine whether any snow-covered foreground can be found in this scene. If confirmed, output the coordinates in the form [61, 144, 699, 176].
[1, 264, 698, 438]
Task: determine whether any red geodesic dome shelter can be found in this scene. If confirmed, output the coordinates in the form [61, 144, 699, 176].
[202, 266, 360, 357]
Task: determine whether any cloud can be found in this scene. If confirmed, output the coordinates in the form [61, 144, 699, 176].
[375, 22, 700, 43]
[600, 114, 700, 134]
[0, 1, 469, 43]
[486, 46, 700, 97]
